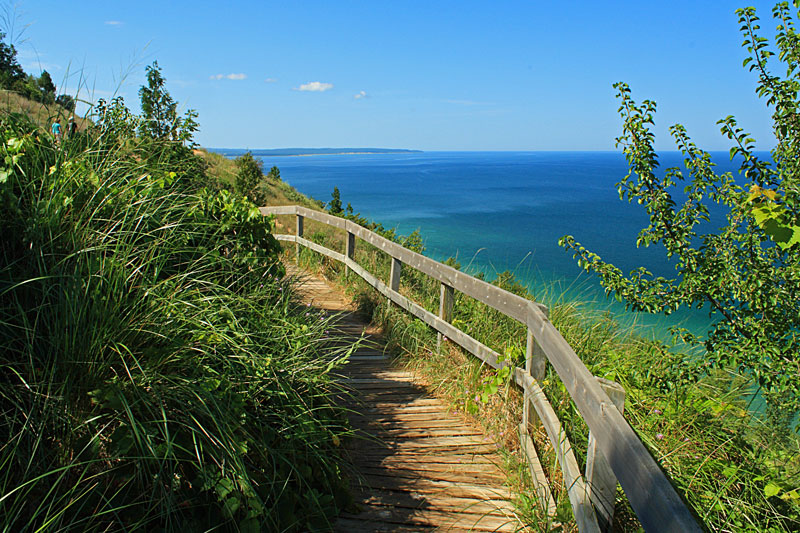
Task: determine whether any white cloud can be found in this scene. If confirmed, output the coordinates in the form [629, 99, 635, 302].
[209, 73, 247, 80]
[295, 81, 333, 92]
[265, 78, 277, 83]
[354, 90, 367, 99]
[104, 20, 123, 26]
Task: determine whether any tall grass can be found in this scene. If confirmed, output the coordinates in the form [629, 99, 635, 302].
[0, 112, 352, 531]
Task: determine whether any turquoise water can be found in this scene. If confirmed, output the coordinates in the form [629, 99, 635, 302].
[214, 149, 754, 342]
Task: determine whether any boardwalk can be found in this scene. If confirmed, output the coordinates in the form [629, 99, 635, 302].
[288, 265, 523, 532]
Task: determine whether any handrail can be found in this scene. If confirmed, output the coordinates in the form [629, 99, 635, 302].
[261, 205, 702, 533]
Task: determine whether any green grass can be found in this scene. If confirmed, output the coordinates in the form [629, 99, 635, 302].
[0, 108, 353, 530]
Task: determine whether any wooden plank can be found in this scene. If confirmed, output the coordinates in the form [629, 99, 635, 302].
[352, 418, 471, 429]
[438, 282, 454, 349]
[586, 377, 626, 532]
[524, 303, 701, 532]
[349, 451, 501, 465]
[335, 517, 434, 532]
[352, 474, 513, 500]
[296, 213, 303, 256]
[354, 488, 516, 515]
[345, 230, 355, 276]
[354, 459, 504, 476]
[519, 423, 558, 519]
[351, 426, 484, 439]
[389, 257, 402, 293]
[338, 506, 517, 532]
[517, 370, 599, 532]
[296, 236, 346, 263]
[354, 465, 506, 485]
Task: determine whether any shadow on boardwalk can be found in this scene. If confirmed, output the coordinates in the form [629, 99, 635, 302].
[288, 264, 524, 532]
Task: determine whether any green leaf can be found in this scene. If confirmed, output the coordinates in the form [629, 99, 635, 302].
[764, 482, 782, 498]
[223, 496, 241, 518]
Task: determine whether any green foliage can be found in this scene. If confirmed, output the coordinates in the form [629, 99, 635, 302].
[234, 151, 265, 203]
[267, 164, 281, 181]
[328, 186, 343, 215]
[560, 2, 800, 414]
[36, 70, 56, 104]
[55, 93, 75, 112]
[138, 61, 199, 145]
[0, 31, 23, 89]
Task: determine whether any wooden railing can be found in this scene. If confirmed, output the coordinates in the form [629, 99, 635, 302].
[260, 205, 701, 533]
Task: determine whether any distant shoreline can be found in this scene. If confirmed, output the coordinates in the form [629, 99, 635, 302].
[210, 148, 423, 158]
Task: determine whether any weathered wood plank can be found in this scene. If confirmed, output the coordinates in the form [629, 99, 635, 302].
[339, 503, 517, 532]
[524, 303, 701, 532]
[517, 369, 600, 532]
[282, 263, 523, 532]
[355, 488, 516, 515]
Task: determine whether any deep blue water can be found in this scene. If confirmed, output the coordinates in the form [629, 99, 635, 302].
[214, 149, 759, 342]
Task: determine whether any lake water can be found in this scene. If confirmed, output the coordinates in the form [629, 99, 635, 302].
[213, 149, 755, 342]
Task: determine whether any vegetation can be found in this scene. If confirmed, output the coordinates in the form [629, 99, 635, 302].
[0, 63, 352, 531]
[235, 151, 266, 204]
[560, 3, 800, 419]
[0, 31, 70, 106]
[328, 186, 343, 215]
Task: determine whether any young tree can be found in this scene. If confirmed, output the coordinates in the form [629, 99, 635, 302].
[329, 186, 343, 215]
[235, 151, 264, 202]
[138, 61, 178, 140]
[560, 2, 800, 415]
[138, 61, 199, 145]
[267, 165, 281, 181]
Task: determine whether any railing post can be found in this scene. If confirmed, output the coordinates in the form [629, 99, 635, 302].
[523, 306, 548, 432]
[295, 213, 304, 258]
[388, 257, 402, 305]
[345, 230, 355, 276]
[437, 283, 454, 349]
[585, 377, 626, 533]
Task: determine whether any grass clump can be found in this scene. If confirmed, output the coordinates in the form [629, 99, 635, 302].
[0, 93, 351, 529]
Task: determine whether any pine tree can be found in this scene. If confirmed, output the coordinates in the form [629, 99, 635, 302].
[138, 61, 179, 140]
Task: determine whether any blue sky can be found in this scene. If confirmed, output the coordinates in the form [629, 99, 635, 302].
[13, 0, 781, 151]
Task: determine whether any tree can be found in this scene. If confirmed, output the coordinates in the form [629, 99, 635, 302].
[56, 94, 75, 112]
[235, 151, 264, 203]
[559, 2, 800, 415]
[138, 61, 199, 145]
[0, 31, 23, 89]
[138, 61, 178, 140]
[267, 165, 281, 181]
[36, 70, 55, 104]
[329, 187, 343, 215]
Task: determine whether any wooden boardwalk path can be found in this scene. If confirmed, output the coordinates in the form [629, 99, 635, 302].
[288, 265, 523, 532]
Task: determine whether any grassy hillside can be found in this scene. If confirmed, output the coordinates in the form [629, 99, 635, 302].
[1, 94, 352, 530]
[0, 89, 90, 132]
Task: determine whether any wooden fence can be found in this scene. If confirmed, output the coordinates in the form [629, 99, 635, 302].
[260, 205, 702, 533]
